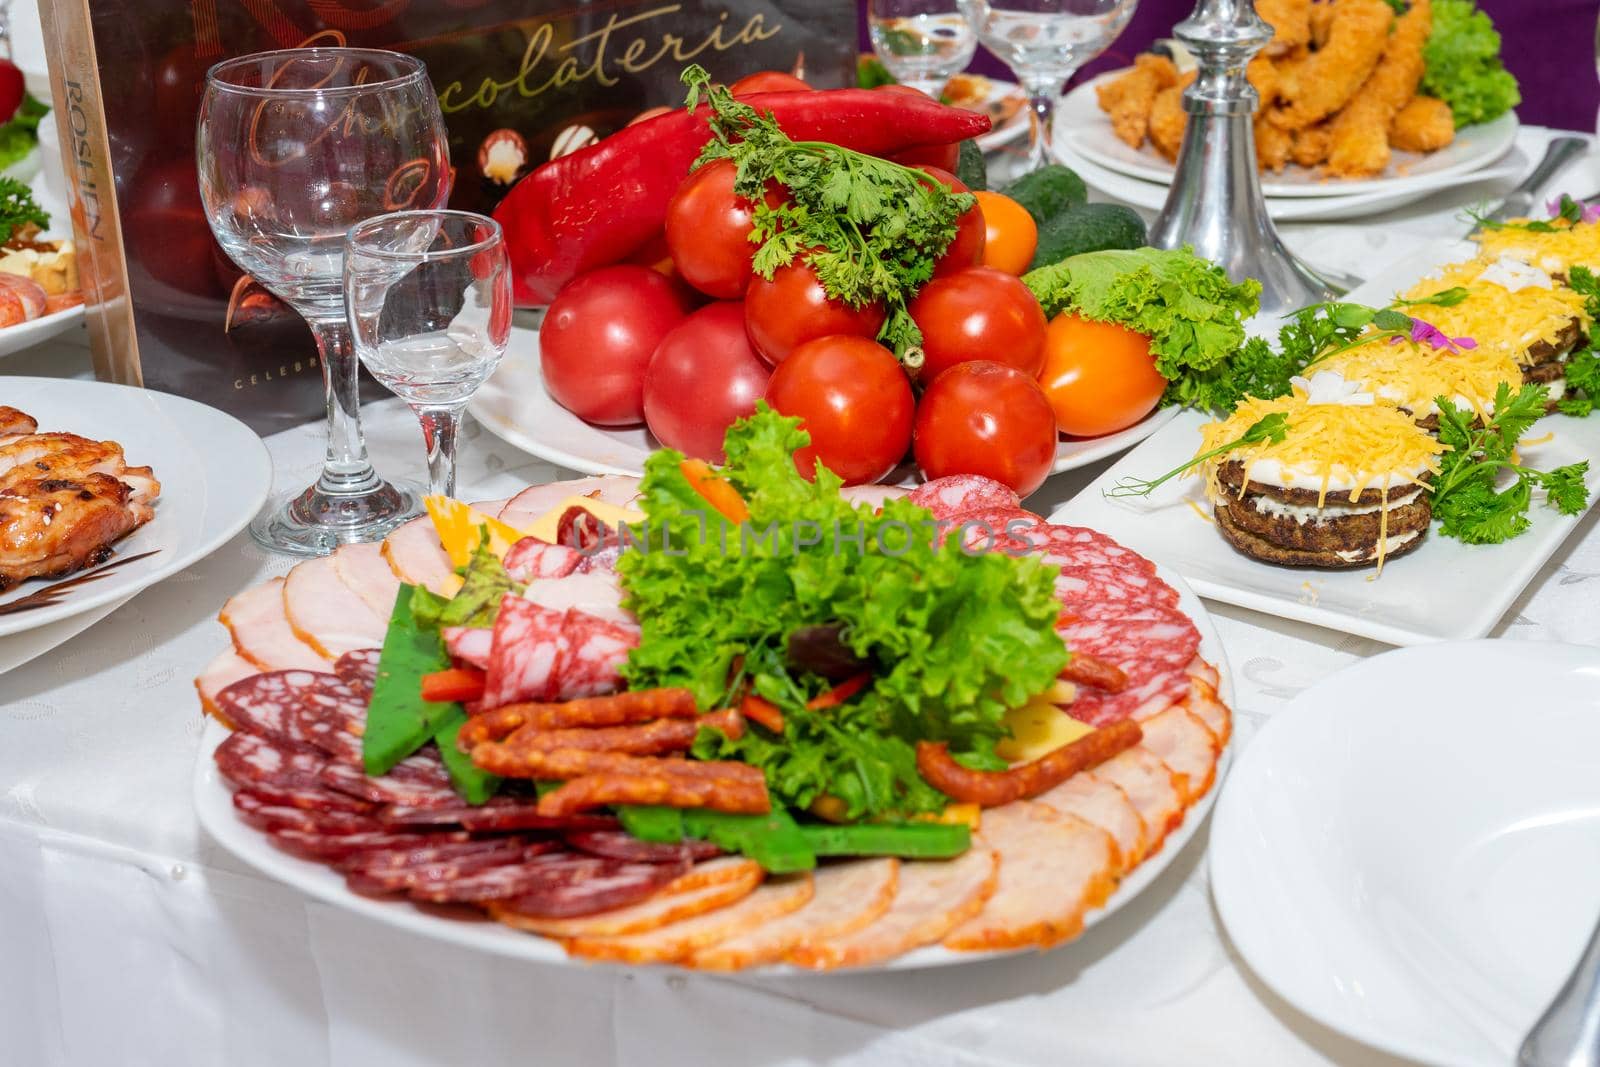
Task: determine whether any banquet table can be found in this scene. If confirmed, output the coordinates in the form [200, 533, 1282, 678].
[5, 124, 1600, 1067]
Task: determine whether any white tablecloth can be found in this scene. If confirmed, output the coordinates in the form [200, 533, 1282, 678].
[5, 126, 1600, 1067]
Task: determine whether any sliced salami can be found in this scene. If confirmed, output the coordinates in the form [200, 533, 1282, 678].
[503, 538, 584, 582]
[335, 838, 528, 874]
[215, 670, 334, 746]
[1062, 609, 1202, 726]
[556, 610, 636, 700]
[442, 626, 493, 671]
[233, 791, 386, 836]
[491, 855, 690, 917]
[408, 852, 671, 904]
[346, 841, 553, 897]
[908, 475, 1020, 521]
[269, 829, 472, 862]
[240, 780, 377, 815]
[578, 544, 622, 574]
[483, 595, 570, 707]
[332, 649, 381, 699]
[292, 677, 368, 764]
[564, 830, 722, 864]
[380, 800, 616, 833]
[214, 731, 327, 790]
[1033, 526, 1160, 576]
[318, 760, 459, 808]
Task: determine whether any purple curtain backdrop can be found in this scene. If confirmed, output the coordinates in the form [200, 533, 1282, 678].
[855, 0, 1600, 133]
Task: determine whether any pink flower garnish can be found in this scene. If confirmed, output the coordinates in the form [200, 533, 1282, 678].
[1388, 316, 1478, 353]
[1546, 194, 1600, 223]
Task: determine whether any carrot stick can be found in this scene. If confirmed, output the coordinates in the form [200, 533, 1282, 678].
[680, 459, 750, 524]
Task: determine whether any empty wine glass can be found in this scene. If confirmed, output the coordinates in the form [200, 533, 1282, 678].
[197, 48, 451, 555]
[962, 0, 1139, 172]
[869, 0, 979, 98]
[345, 211, 510, 500]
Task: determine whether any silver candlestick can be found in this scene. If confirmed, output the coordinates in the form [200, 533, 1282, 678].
[1147, 0, 1339, 315]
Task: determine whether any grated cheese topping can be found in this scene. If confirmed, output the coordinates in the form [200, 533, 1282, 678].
[1315, 332, 1524, 419]
[1196, 387, 1445, 507]
[1475, 217, 1600, 278]
[1401, 256, 1590, 366]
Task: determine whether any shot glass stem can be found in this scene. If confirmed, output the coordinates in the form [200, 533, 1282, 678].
[417, 403, 465, 500]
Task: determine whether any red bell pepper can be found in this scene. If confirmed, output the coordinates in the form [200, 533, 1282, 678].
[420, 667, 487, 704]
[806, 672, 871, 711]
[493, 90, 992, 306]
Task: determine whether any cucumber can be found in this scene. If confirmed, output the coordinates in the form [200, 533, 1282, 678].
[1028, 202, 1147, 271]
[1005, 164, 1088, 226]
[955, 139, 988, 192]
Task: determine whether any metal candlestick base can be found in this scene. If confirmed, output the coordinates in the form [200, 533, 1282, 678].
[1147, 0, 1339, 315]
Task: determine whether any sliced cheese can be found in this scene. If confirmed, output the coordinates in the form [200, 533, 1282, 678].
[522, 495, 645, 544]
[424, 496, 525, 568]
[996, 698, 1093, 763]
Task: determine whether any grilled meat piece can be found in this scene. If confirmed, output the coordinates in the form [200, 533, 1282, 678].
[0, 473, 143, 591]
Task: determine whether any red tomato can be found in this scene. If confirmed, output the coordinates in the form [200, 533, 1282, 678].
[665, 159, 766, 300]
[765, 336, 913, 485]
[913, 166, 985, 277]
[745, 258, 887, 365]
[730, 71, 813, 94]
[644, 302, 773, 462]
[913, 361, 1058, 497]
[540, 265, 691, 426]
[1038, 314, 1167, 436]
[0, 61, 23, 126]
[908, 266, 1047, 381]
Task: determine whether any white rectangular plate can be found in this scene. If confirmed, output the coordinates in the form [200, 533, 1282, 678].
[1053, 240, 1600, 646]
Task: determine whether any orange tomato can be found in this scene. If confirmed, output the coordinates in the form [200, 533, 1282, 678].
[973, 191, 1038, 275]
[1036, 314, 1167, 437]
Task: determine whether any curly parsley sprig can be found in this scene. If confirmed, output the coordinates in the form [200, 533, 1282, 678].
[0, 176, 47, 245]
[682, 65, 973, 361]
[1430, 381, 1591, 543]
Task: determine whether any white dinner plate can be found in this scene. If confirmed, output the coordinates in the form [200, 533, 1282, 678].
[0, 301, 86, 359]
[0, 378, 272, 637]
[1057, 70, 1519, 199]
[1210, 641, 1600, 1067]
[470, 328, 1179, 481]
[0, 154, 87, 359]
[195, 560, 1233, 972]
[1053, 238, 1600, 646]
[1055, 140, 1528, 224]
[959, 75, 1029, 152]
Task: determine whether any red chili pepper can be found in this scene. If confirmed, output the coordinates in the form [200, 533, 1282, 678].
[493, 90, 992, 306]
[420, 667, 486, 704]
[739, 693, 785, 734]
[806, 672, 871, 711]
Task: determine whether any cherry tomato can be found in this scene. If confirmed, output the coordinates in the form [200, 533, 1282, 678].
[541, 265, 692, 426]
[913, 361, 1058, 497]
[913, 166, 985, 277]
[644, 302, 773, 462]
[766, 336, 914, 485]
[908, 266, 1047, 381]
[730, 71, 813, 94]
[665, 159, 765, 300]
[972, 192, 1038, 275]
[1037, 314, 1167, 437]
[745, 258, 887, 366]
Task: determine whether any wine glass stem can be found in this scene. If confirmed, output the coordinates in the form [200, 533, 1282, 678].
[417, 404, 464, 499]
[1020, 72, 1070, 172]
[307, 317, 382, 496]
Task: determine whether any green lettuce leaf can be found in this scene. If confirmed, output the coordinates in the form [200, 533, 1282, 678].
[0, 95, 47, 173]
[619, 405, 1068, 820]
[1420, 0, 1519, 128]
[1023, 246, 1261, 412]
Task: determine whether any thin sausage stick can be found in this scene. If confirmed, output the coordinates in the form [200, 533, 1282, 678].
[1061, 653, 1128, 694]
[537, 774, 771, 817]
[468, 743, 766, 785]
[916, 719, 1144, 807]
[504, 709, 745, 756]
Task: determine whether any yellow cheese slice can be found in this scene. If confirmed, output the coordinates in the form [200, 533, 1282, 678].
[424, 496, 525, 568]
[522, 496, 645, 545]
[996, 694, 1092, 764]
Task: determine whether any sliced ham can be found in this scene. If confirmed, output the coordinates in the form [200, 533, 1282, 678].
[690, 858, 900, 971]
[194, 649, 260, 722]
[283, 556, 387, 659]
[789, 845, 997, 969]
[1137, 707, 1220, 804]
[944, 802, 1117, 951]
[1183, 668, 1232, 745]
[1088, 748, 1186, 860]
[332, 542, 402, 620]
[491, 857, 763, 939]
[497, 475, 642, 530]
[220, 579, 330, 672]
[1033, 772, 1146, 873]
[565, 873, 814, 964]
[380, 516, 457, 595]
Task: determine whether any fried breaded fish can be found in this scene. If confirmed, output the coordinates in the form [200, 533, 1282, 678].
[1148, 76, 1194, 161]
[1290, 122, 1333, 167]
[1256, 0, 1312, 56]
[1256, 114, 1292, 172]
[1389, 94, 1456, 152]
[1272, 0, 1394, 130]
[1325, 0, 1432, 178]
[1309, 0, 1337, 47]
[1095, 53, 1179, 149]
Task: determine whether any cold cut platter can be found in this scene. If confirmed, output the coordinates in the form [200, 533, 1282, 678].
[194, 409, 1232, 971]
